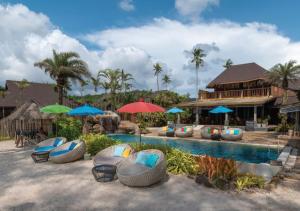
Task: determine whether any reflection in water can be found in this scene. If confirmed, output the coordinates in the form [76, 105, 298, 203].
[109, 134, 279, 164]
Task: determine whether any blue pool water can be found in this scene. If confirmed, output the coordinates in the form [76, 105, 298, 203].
[108, 134, 280, 164]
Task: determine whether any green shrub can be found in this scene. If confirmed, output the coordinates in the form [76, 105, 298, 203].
[235, 174, 265, 191]
[81, 134, 121, 156]
[56, 117, 82, 141]
[130, 143, 172, 155]
[167, 149, 198, 175]
[136, 112, 167, 127]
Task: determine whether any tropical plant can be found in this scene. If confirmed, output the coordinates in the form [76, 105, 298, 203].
[162, 74, 171, 91]
[268, 60, 300, 104]
[81, 134, 121, 156]
[130, 143, 172, 155]
[167, 149, 198, 175]
[153, 63, 163, 91]
[276, 113, 293, 132]
[34, 50, 90, 104]
[91, 74, 101, 93]
[223, 59, 233, 69]
[136, 112, 167, 127]
[120, 69, 134, 94]
[79, 80, 89, 97]
[235, 174, 265, 191]
[191, 48, 206, 124]
[56, 117, 82, 141]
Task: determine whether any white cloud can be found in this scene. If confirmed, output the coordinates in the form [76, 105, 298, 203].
[119, 0, 135, 12]
[86, 18, 300, 96]
[175, 0, 219, 21]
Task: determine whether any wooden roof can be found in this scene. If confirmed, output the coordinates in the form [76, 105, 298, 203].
[177, 96, 276, 108]
[0, 80, 69, 107]
[207, 63, 268, 88]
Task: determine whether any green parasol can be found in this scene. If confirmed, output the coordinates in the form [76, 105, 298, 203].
[40, 104, 71, 114]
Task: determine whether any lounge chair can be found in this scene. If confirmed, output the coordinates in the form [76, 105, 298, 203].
[158, 126, 175, 137]
[34, 137, 67, 153]
[221, 128, 243, 141]
[201, 126, 222, 140]
[117, 149, 167, 187]
[175, 127, 193, 138]
[49, 140, 86, 164]
[93, 144, 134, 167]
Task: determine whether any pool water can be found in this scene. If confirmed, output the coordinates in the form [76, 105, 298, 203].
[108, 134, 280, 164]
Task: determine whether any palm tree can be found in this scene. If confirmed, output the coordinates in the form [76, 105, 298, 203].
[268, 60, 300, 104]
[162, 74, 171, 91]
[16, 79, 30, 107]
[79, 80, 89, 97]
[34, 50, 90, 104]
[121, 69, 133, 94]
[153, 63, 163, 91]
[191, 48, 206, 124]
[223, 59, 233, 69]
[91, 74, 101, 94]
[99, 69, 122, 110]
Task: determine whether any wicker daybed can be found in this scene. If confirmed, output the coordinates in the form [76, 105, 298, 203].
[34, 137, 67, 152]
[117, 149, 167, 187]
[175, 127, 193, 138]
[200, 126, 222, 140]
[221, 128, 243, 141]
[93, 144, 134, 166]
[49, 140, 86, 164]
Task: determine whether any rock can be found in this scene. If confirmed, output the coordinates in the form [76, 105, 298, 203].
[195, 175, 213, 188]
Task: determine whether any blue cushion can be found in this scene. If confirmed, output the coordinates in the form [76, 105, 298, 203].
[113, 146, 125, 157]
[53, 138, 63, 147]
[135, 152, 159, 168]
[68, 142, 77, 150]
[35, 146, 55, 152]
[225, 130, 230, 135]
[145, 154, 159, 168]
[50, 150, 70, 157]
[168, 128, 174, 132]
[234, 130, 239, 135]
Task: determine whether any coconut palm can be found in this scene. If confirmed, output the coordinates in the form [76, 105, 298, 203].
[121, 69, 134, 94]
[191, 48, 206, 124]
[91, 74, 101, 94]
[153, 63, 163, 91]
[162, 74, 171, 91]
[79, 80, 89, 97]
[99, 69, 122, 110]
[34, 50, 90, 104]
[268, 60, 300, 104]
[223, 59, 233, 69]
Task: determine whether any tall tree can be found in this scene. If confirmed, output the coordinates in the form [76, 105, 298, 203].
[268, 60, 300, 104]
[191, 48, 206, 125]
[79, 80, 89, 97]
[162, 74, 171, 91]
[153, 63, 163, 91]
[91, 74, 101, 94]
[34, 50, 90, 105]
[223, 59, 233, 69]
[99, 69, 122, 110]
[120, 69, 133, 94]
[16, 79, 29, 107]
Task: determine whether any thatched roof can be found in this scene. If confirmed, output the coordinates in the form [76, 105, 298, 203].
[207, 63, 268, 88]
[177, 96, 276, 108]
[3, 101, 54, 121]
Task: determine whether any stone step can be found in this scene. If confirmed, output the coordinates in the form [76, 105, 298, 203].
[284, 172, 300, 180]
[284, 149, 298, 171]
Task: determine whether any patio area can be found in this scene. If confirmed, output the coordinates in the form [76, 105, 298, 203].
[1, 140, 300, 211]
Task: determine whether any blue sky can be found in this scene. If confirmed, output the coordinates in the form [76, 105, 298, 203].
[1, 0, 299, 41]
[1, 0, 300, 96]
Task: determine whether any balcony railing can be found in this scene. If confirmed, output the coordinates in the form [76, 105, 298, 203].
[200, 87, 271, 99]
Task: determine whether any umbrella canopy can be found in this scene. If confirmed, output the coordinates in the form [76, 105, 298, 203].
[68, 104, 104, 116]
[166, 107, 184, 114]
[209, 106, 233, 114]
[117, 100, 165, 114]
[40, 104, 71, 114]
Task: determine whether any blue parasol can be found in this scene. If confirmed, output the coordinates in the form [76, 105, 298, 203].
[68, 104, 104, 116]
[209, 106, 233, 114]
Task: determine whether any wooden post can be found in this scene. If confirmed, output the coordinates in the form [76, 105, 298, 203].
[254, 106, 257, 123]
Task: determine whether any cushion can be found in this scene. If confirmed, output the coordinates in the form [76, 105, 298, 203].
[226, 130, 230, 135]
[168, 128, 174, 132]
[35, 146, 55, 152]
[68, 142, 77, 150]
[50, 150, 70, 157]
[213, 129, 219, 134]
[135, 152, 159, 168]
[162, 126, 168, 132]
[53, 138, 63, 147]
[230, 130, 234, 135]
[207, 128, 211, 134]
[181, 127, 184, 132]
[234, 130, 239, 135]
[113, 146, 125, 157]
[184, 127, 187, 132]
[186, 127, 192, 132]
[122, 148, 131, 158]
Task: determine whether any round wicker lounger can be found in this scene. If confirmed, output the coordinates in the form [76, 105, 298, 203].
[221, 128, 243, 141]
[37, 137, 67, 148]
[49, 140, 86, 164]
[175, 130, 193, 138]
[93, 144, 134, 166]
[200, 126, 212, 139]
[117, 149, 167, 187]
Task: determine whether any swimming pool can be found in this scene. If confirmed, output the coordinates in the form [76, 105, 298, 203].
[108, 134, 280, 164]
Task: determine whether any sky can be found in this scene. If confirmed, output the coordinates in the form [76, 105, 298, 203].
[1, 0, 300, 96]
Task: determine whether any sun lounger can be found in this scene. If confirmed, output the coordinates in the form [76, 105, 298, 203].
[221, 128, 243, 141]
[175, 127, 193, 138]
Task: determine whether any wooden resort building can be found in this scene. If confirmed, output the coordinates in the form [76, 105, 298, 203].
[178, 63, 298, 127]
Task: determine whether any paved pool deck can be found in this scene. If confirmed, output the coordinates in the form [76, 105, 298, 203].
[1, 140, 300, 211]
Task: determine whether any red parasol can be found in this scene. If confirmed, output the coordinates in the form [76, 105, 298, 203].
[117, 99, 165, 113]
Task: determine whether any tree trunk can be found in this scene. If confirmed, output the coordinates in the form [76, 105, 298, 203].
[57, 79, 64, 105]
[157, 75, 159, 91]
[195, 68, 199, 125]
